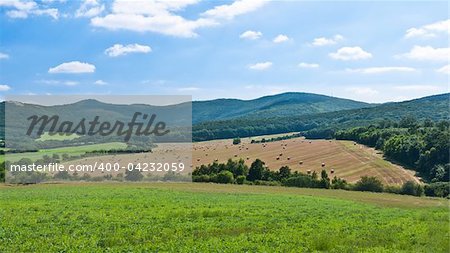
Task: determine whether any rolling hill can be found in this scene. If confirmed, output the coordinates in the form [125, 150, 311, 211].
[193, 93, 450, 141]
[192, 92, 372, 124]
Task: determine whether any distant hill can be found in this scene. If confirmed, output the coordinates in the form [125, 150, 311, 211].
[193, 93, 450, 141]
[192, 92, 372, 124]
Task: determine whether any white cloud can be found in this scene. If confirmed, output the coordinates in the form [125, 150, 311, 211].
[91, 0, 216, 38]
[248, 61, 272, 70]
[393, 85, 440, 92]
[91, 0, 266, 37]
[202, 0, 267, 20]
[94, 80, 108, 85]
[75, 0, 105, 18]
[240, 30, 262, 40]
[105, 43, 152, 57]
[436, 65, 450, 75]
[298, 62, 319, 68]
[48, 61, 96, 74]
[400, 46, 449, 61]
[405, 19, 450, 39]
[346, 87, 379, 96]
[0, 0, 59, 19]
[63, 81, 78, 86]
[0, 53, 9, 59]
[346, 67, 416, 74]
[0, 84, 11, 91]
[311, 34, 343, 46]
[273, 34, 289, 43]
[329, 46, 372, 61]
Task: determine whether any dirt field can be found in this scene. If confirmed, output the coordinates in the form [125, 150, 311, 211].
[193, 135, 420, 185]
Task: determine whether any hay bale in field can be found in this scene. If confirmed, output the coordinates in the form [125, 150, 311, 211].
[197, 158, 200, 161]
[279, 153, 283, 156]
[330, 169, 335, 174]
[321, 163, 325, 167]
[307, 169, 311, 174]
[246, 157, 249, 160]
[234, 154, 238, 157]
[287, 157, 290, 160]
[276, 157, 280, 160]
[299, 161, 303, 165]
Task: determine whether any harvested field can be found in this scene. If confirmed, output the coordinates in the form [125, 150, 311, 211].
[193, 136, 420, 185]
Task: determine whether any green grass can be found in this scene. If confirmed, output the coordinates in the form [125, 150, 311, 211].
[36, 132, 81, 141]
[0, 183, 448, 252]
[3, 142, 127, 163]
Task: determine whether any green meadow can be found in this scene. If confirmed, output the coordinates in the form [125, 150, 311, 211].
[0, 183, 448, 252]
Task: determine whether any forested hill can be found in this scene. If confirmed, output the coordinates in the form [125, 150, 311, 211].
[193, 93, 450, 141]
[192, 92, 372, 124]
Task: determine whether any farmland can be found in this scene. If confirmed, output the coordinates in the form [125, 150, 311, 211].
[0, 182, 448, 252]
[193, 135, 419, 185]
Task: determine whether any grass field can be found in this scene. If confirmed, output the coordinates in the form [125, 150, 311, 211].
[0, 183, 448, 252]
[193, 137, 419, 185]
[36, 132, 81, 142]
[3, 142, 127, 163]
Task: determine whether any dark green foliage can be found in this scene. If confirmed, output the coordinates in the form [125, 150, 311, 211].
[124, 167, 144, 182]
[53, 171, 71, 180]
[331, 176, 348, 190]
[400, 181, 423, 196]
[247, 159, 268, 181]
[353, 176, 384, 192]
[236, 175, 246, 184]
[335, 119, 450, 182]
[0, 162, 4, 182]
[232, 138, 241, 145]
[216, 170, 234, 184]
[424, 182, 450, 198]
[193, 93, 449, 141]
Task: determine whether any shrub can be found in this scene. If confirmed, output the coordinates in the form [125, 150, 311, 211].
[353, 176, 383, 192]
[216, 170, 234, 184]
[125, 167, 144, 181]
[247, 159, 267, 181]
[401, 181, 423, 196]
[384, 185, 402, 194]
[236, 175, 246, 185]
[232, 138, 241, 145]
[424, 182, 450, 197]
[283, 175, 317, 188]
[193, 174, 210, 182]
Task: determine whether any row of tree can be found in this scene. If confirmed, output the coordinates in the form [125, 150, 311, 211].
[192, 158, 447, 197]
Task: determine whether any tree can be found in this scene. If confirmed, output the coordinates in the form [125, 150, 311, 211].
[247, 159, 266, 181]
[401, 181, 423, 196]
[319, 169, 330, 189]
[278, 166, 291, 181]
[232, 137, 241, 145]
[125, 166, 144, 181]
[216, 170, 234, 184]
[354, 176, 383, 192]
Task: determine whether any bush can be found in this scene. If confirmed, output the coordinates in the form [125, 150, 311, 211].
[125, 167, 144, 181]
[353, 176, 383, 192]
[232, 138, 241, 145]
[424, 182, 450, 197]
[254, 180, 280, 186]
[401, 181, 423, 196]
[236, 175, 246, 185]
[216, 170, 234, 184]
[384, 185, 402, 194]
[193, 174, 210, 182]
[283, 175, 317, 188]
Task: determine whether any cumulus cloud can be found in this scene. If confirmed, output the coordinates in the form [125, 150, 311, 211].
[248, 61, 272, 70]
[94, 80, 108, 85]
[436, 65, 450, 75]
[298, 62, 319, 68]
[400, 46, 449, 61]
[405, 19, 450, 39]
[329, 46, 372, 61]
[75, 0, 105, 18]
[0, 84, 11, 91]
[105, 43, 152, 57]
[240, 30, 262, 40]
[0, 0, 59, 19]
[91, 0, 266, 38]
[48, 61, 95, 74]
[311, 34, 343, 46]
[0, 53, 9, 59]
[202, 0, 267, 20]
[346, 67, 416, 74]
[273, 34, 289, 43]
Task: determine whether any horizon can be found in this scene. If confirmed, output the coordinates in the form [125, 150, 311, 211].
[0, 1, 449, 103]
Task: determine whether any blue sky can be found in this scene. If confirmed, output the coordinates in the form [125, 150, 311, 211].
[0, 0, 448, 102]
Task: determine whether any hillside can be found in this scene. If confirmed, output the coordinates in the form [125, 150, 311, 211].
[193, 93, 450, 141]
[192, 92, 372, 123]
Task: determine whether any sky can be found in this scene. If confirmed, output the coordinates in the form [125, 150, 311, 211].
[0, 0, 448, 103]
